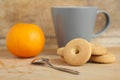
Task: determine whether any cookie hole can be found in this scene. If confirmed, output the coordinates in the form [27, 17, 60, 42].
[75, 49, 79, 54]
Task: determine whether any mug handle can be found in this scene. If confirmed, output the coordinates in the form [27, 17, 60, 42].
[92, 10, 110, 38]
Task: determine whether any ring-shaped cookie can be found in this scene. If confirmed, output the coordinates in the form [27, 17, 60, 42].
[63, 38, 91, 66]
[57, 47, 64, 56]
[89, 52, 116, 64]
[91, 43, 107, 55]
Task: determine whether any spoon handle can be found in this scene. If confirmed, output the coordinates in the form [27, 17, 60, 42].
[51, 66, 80, 75]
[31, 58, 80, 75]
[45, 59, 80, 75]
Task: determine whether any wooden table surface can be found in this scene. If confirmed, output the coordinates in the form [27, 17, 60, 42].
[0, 47, 120, 80]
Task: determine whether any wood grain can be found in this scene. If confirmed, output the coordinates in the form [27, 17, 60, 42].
[0, 47, 120, 80]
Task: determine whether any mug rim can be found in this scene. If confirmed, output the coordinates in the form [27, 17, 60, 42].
[52, 6, 97, 9]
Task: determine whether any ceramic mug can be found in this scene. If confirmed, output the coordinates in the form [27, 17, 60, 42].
[51, 6, 110, 47]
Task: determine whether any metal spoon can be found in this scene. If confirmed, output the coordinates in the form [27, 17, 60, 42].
[31, 58, 80, 75]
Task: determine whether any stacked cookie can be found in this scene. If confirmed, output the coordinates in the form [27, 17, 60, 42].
[57, 38, 116, 66]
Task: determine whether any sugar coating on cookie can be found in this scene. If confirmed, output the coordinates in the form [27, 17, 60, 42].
[91, 43, 107, 56]
[89, 52, 116, 64]
[63, 38, 91, 66]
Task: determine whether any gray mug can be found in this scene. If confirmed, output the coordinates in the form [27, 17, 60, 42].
[51, 6, 110, 47]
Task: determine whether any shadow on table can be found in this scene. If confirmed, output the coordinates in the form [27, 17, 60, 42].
[0, 50, 21, 59]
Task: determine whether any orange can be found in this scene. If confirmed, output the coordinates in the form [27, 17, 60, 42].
[6, 23, 45, 58]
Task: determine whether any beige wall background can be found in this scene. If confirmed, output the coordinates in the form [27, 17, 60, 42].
[0, 0, 120, 49]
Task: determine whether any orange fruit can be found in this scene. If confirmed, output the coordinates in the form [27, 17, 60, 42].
[6, 23, 45, 58]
